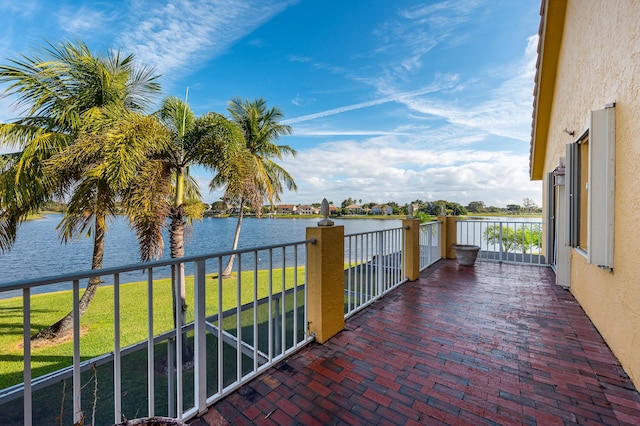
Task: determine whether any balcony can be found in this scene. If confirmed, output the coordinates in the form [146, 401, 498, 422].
[195, 260, 640, 425]
[2, 218, 639, 425]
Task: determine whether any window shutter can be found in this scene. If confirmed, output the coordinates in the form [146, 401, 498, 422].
[546, 172, 556, 264]
[565, 143, 579, 247]
[588, 106, 615, 270]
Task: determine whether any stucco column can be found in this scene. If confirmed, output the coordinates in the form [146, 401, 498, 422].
[438, 216, 458, 259]
[306, 225, 345, 344]
[402, 218, 421, 281]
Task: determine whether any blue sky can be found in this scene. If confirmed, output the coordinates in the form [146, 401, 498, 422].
[0, 0, 542, 208]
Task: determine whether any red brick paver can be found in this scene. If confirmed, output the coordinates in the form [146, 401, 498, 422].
[193, 260, 640, 425]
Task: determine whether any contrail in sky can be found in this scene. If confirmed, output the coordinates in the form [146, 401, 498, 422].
[282, 83, 456, 125]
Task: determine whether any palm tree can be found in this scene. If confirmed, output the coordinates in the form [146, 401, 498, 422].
[0, 40, 162, 340]
[218, 97, 297, 277]
[157, 96, 199, 329]
[133, 96, 247, 330]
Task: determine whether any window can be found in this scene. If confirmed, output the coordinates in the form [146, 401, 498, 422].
[578, 135, 589, 251]
[565, 105, 615, 270]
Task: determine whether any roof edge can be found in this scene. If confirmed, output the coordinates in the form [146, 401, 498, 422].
[529, 0, 567, 181]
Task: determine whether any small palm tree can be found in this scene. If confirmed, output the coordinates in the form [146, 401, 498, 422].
[132, 96, 247, 330]
[218, 98, 297, 277]
[0, 40, 161, 340]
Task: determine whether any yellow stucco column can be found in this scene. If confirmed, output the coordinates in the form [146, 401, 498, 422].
[402, 218, 421, 281]
[438, 216, 458, 259]
[306, 225, 345, 344]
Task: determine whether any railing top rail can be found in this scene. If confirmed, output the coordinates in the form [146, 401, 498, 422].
[345, 226, 406, 238]
[419, 221, 439, 226]
[458, 219, 544, 225]
[0, 238, 316, 292]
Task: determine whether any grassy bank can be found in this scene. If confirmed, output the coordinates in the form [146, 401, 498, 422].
[463, 212, 542, 218]
[0, 267, 305, 390]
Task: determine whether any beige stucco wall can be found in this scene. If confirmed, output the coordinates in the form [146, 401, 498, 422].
[540, 1, 640, 386]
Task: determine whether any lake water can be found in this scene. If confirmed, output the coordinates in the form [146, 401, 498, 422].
[0, 214, 402, 295]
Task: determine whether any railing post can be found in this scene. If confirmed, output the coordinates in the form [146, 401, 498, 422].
[499, 222, 504, 261]
[194, 260, 207, 415]
[23, 289, 32, 426]
[306, 219, 344, 344]
[403, 218, 421, 281]
[72, 280, 81, 425]
[377, 232, 384, 295]
[438, 216, 458, 259]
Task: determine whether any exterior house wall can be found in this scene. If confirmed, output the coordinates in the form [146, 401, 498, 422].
[535, 0, 640, 386]
[297, 205, 318, 215]
[277, 205, 295, 214]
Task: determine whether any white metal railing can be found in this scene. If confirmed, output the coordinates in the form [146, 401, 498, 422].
[457, 220, 545, 265]
[343, 227, 407, 319]
[0, 239, 314, 426]
[419, 221, 441, 270]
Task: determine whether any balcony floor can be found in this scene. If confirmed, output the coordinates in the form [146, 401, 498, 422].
[192, 260, 640, 425]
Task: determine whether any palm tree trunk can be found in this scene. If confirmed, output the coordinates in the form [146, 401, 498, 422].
[32, 213, 105, 341]
[222, 199, 244, 278]
[169, 205, 192, 362]
[169, 204, 187, 328]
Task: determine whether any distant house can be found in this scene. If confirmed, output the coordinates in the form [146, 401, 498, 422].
[276, 204, 296, 214]
[296, 205, 318, 215]
[370, 205, 383, 215]
[329, 205, 338, 215]
[345, 204, 363, 215]
[228, 206, 242, 215]
[383, 205, 394, 215]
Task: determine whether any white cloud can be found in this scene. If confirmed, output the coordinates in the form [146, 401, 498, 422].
[377, 34, 538, 143]
[0, 0, 39, 16]
[372, 0, 482, 78]
[118, 0, 297, 78]
[57, 6, 118, 36]
[275, 136, 540, 207]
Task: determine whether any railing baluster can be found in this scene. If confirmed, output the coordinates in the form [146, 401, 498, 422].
[147, 269, 156, 417]
[377, 232, 383, 296]
[498, 222, 502, 260]
[428, 223, 433, 266]
[253, 253, 259, 371]
[217, 257, 223, 394]
[23, 288, 31, 426]
[399, 229, 404, 287]
[113, 273, 121, 424]
[194, 260, 206, 414]
[347, 236, 352, 313]
[236, 253, 242, 381]
[73, 279, 81, 424]
[175, 263, 183, 419]
[268, 249, 273, 361]
[293, 246, 298, 346]
[358, 234, 362, 306]
[281, 246, 286, 355]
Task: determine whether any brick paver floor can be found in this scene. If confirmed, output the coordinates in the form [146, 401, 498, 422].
[191, 260, 640, 425]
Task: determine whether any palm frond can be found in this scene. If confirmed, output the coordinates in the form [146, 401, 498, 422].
[124, 159, 172, 261]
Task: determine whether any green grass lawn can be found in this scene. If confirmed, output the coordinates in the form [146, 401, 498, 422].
[0, 267, 306, 391]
